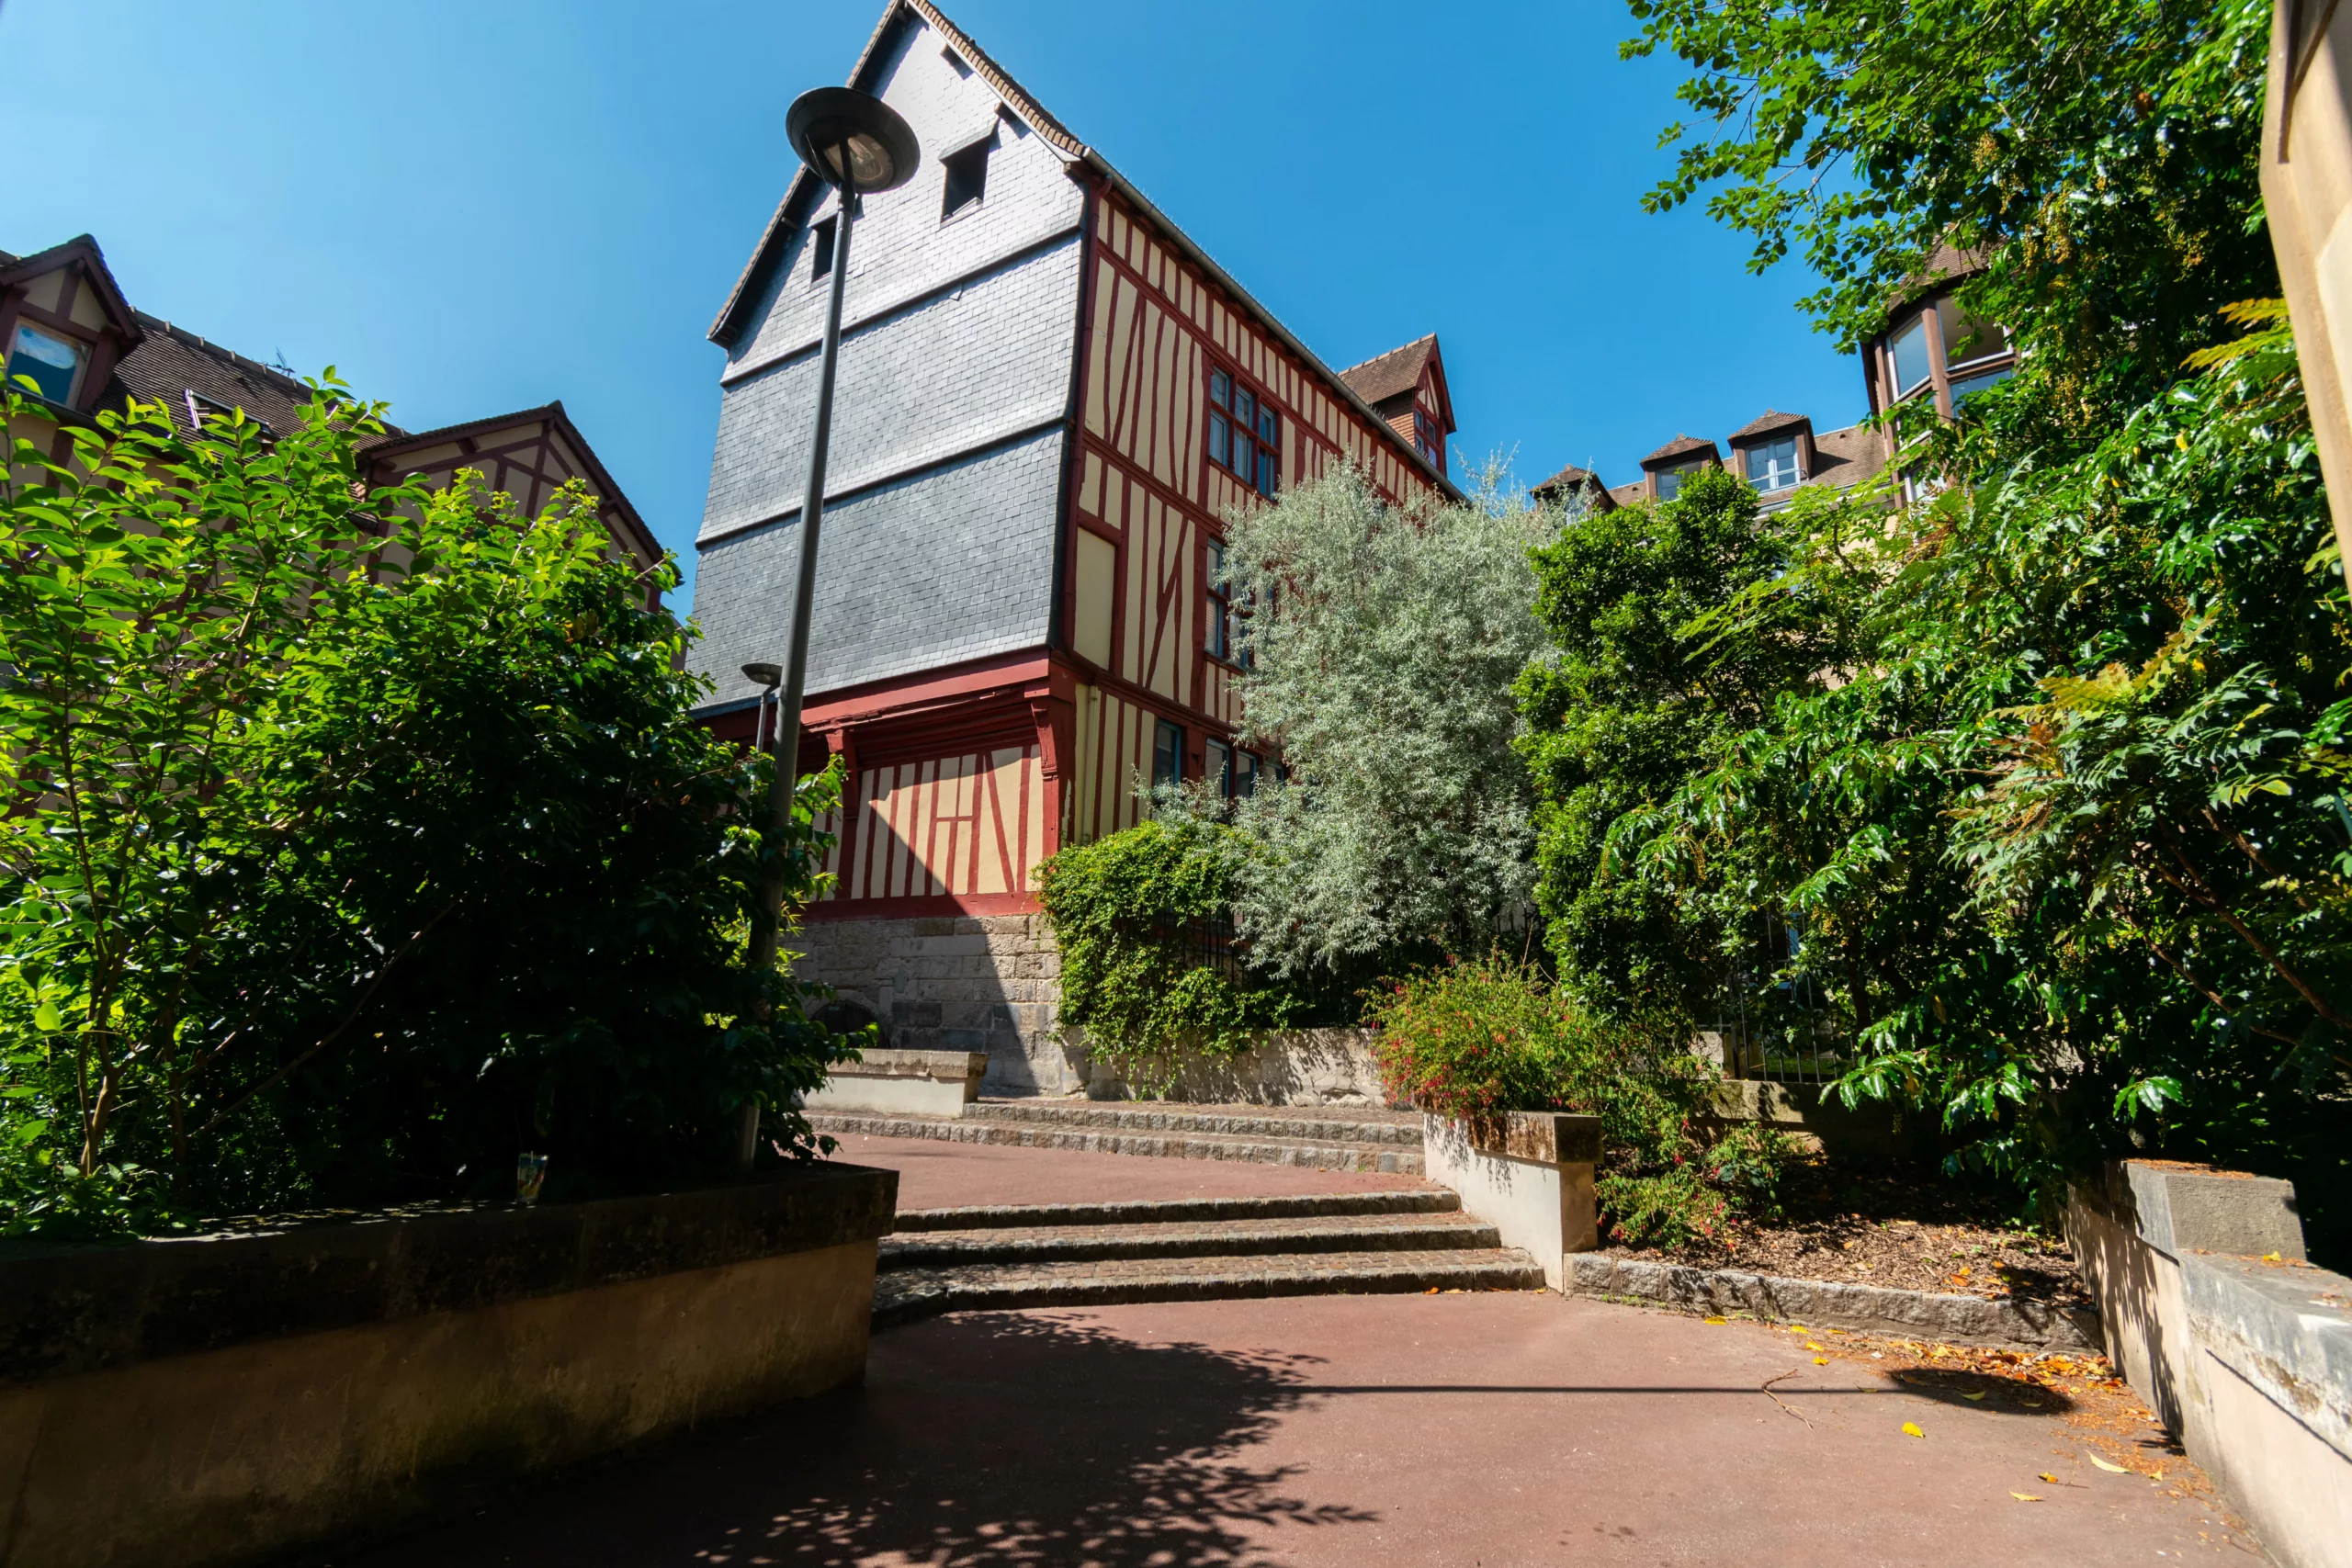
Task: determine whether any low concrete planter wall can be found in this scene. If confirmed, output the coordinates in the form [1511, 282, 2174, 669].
[806, 1047, 989, 1116]
[1562, 1255, 2099, 1349]
[0, 1162, 897, 1568]
[2068, 1160, 2351, 1568]
[1421, 1111, 1600, 1290]
[1080, 1028, 1385, 1105]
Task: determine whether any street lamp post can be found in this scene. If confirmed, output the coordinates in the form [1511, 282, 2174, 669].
[736, 87, 920, 1172]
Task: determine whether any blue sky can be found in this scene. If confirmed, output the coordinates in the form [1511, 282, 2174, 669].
[0, 0, 1861, 610]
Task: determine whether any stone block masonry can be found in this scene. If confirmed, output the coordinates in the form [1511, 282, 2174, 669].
[796, 913, 1080, 1096]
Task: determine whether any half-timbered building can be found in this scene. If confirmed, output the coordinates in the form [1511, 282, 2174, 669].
[689, 0, 1460, 1092]
[2, 234, 661, 575]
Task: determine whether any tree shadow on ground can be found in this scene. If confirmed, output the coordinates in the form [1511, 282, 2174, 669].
[314, 1310, 1369, 1568]
[1885, 1366, 2080, 1415]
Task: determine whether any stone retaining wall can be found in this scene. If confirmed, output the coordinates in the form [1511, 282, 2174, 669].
[0, 1164, 897, 1568]
[795, 914, 1078, 1095]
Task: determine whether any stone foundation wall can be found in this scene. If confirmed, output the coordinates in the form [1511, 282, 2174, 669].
[794, 913, 1081, 1096]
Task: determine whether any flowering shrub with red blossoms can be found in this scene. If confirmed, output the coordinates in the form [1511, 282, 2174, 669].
[1368, 958, 1794, 1248]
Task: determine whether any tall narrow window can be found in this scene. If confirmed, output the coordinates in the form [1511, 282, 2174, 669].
[808, 217, 837, 284]
[1204, 739, 1233, 798]
[1204, 540, 1232, 661]
[1233, 751, 1261, 798]
[6, 323, 84, 405]
[1890, 310, 1933, 399]
[942, 139, 989, 220]
[1152, 718, 1183, 790]
[1205, 362, 1279, 495]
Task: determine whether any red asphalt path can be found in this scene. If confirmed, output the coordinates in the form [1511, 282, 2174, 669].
[319, 1291, 2229, 1567]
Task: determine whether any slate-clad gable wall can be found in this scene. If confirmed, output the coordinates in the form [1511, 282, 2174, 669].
[691, 13, 1085, 709]
[694, 428, 1063, 703]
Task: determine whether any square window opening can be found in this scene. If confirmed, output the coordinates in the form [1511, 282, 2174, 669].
[1939, 300, 2009, 368]
[7, 323, 85, 405]
[1204, 361, 1279, 494]
[942, 140, 989, 220]
[1745, 435, 1801, 491]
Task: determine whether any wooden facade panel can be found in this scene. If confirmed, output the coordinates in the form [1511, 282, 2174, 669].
[1072, 529, 1116, 667]
[836, 746, 1042, 903]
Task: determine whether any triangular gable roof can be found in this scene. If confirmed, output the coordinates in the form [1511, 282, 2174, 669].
[1337, 333, 1454, 434]
[1726, 409, 1811, 443]
[365, 401, 661, 568]
[708, 0, 1459, 498]
[1532, 462, 1616, 512]
[1641, 433, 1719, 467]
[0, 234, 140, 341]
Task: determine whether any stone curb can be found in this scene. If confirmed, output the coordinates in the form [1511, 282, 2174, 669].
[975, 1102, 1424, 1146]
[809, 1111, 1425, 1174]
[878, 1212, 1503, 1270]
[1563, 1254, 2101, 1351]
[873, 1248, 1546, 1328]
[894, 1190, 1460, 1232]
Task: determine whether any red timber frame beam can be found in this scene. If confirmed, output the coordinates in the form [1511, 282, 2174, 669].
[705, 651, 1079, 921]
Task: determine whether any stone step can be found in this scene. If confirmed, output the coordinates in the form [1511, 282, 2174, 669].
[872, 1247, 1545, 1326]
[967, 1100, 1423, 1146]
[808, 1110, 1424, 1174]
[879, 1210, 1501, 1271]
[893, 1190, 1460, 1233]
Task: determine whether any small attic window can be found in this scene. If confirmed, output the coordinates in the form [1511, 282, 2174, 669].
[942, 138, 989, 220]
[6, 323, 85, 405]
[942, 44, 973, 77]
[809, 217, 837, 285]
[185, 390, 273, 438]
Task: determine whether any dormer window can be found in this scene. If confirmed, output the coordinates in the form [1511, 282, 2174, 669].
[942, 138, 989, 220]
[1413, 407, 1444, 468]
[1745, 436, 1801, 492]
[6, 323, 85, 405]
[1656, 460, 1704, 500]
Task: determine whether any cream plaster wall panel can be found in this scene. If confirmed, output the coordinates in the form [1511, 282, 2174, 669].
[19, 269, 64, 313]
[1073, 529, 1116, 668]
[844, 746, 1041, 903]
[65, 278, 105, 331]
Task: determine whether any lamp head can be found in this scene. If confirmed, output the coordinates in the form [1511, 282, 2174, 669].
[786, 86, 920, 194]
[741, 661, 783, 689]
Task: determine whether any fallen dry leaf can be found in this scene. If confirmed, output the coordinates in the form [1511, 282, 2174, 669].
[1902, 1422, 1926, 1438]
[1703, 1316, 1728, 1325]
[1814, 1357, 1829, 1365]
[1805, 1341, 1825, 1351]
[2011, 1493, 2043, 1502]
[1962, 1391, 1987, 1402]
[2088, 1455, 2130, 1474]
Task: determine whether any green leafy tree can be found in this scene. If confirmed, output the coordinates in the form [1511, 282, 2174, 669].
[0, 387, 842, 1235]
[1521, 0, 2351, 1252]
[1175, 466, 1558, 977]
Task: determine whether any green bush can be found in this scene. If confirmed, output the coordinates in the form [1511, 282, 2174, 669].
[1366, 959, 1794, 1248]
[0, 386, 844, 1236]
[1035, 818, 1305, 1088]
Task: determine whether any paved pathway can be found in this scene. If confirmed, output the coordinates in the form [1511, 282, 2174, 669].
[832, 1130, 1435, 1213]
[318, 1289, 2233, 1567]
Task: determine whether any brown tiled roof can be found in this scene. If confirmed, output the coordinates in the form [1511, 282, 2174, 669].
[1727, 409, 1810, 443]
[1641, 434, 1719, 466]
[1804, 422, 1887, 489]
[1607, 481, 1645, 508]
[1532, 462, 1617, 511]
[105, 312, 349, 438]
[1337, 334, 1437, 408]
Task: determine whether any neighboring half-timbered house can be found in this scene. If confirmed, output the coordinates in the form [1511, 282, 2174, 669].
[689, 0, 1459, 1092]
[2, 234, 661, 577]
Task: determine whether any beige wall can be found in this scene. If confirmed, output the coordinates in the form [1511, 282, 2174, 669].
[2264, 0, 2352, 591]
[0, 1239, 876, 1568]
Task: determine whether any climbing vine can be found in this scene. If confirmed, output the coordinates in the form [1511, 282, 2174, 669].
[1035, 818, 1303, 1086]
